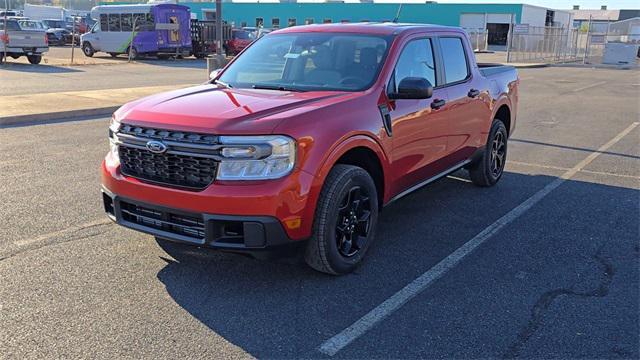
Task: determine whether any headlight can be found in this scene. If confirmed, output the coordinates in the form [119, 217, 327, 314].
[109, 115, 121, 133]
[108, 116, 120, 157]
[216, 135, 296, 180]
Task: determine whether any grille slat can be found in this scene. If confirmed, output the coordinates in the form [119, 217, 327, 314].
[120, 201, 206, 240]
[116, 125, 219, 190]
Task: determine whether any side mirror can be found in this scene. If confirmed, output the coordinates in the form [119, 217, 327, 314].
[389, 77, 433, 100]
[209, 68, 222, 80]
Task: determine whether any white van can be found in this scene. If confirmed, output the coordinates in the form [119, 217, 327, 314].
[80, 3, 192, 59]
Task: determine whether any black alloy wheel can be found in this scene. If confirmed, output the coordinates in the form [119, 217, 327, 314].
[490, 130, 506, 178]
[335, 186, 372, 257]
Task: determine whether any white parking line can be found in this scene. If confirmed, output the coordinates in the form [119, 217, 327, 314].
[318, 121, 639, 356]
[571, 81, 607, 93]
[508, 160, 640, 180]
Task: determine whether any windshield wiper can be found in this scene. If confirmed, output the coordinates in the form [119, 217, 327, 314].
[252, 83, 306, 92]
[214, 79, 232, 88]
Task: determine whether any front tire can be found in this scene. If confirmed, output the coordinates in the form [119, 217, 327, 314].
[305, 164, 379, 275]
[27, 55, 42, 64]
[468, 120, 508, 187]
[82, 42, 94, 57]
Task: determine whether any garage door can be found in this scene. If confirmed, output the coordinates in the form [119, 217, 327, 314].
[460, 13, 485, 30]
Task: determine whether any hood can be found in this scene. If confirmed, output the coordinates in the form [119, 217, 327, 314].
[115, 84, 350, 134]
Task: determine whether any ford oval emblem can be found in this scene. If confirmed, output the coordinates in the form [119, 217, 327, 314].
[146, 140, 168, 154]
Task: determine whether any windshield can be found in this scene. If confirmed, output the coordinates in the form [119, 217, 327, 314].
[233, 30, 255, 40]
[219, 32, 392, 92]
[18, 20, 46, 30]
[43, 20, 66, 29]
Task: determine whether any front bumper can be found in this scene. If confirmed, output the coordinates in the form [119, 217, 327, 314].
[101, 154, 318, 241]
[102, 188, 295, 252]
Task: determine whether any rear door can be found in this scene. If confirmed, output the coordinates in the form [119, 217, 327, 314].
[437, 35, 491, 162]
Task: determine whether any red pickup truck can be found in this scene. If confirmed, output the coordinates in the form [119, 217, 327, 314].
[103, 23, 518, 275]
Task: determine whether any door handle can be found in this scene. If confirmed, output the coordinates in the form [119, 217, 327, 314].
[468, 89, 480, 98]
[431, 99, 446, 110]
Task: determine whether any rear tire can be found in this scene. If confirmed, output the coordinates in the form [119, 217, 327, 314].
[468, 120, 508, 187]
[305, 164, 379, 275]
[27, 55, 42, 64]
[127, 46, 138, 60]
[82, 42, 94, 57]
[109, 52, 118, 58]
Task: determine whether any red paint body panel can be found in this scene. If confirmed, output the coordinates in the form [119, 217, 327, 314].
[102, 23, 518, 242]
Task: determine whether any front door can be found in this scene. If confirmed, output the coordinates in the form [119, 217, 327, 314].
[387, 37, 451, 196]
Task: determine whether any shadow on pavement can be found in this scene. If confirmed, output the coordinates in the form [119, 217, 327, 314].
[0, 63, 84, 73]
[154, 171, 639, 358]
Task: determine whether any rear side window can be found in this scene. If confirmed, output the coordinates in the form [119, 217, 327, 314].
[0, 20, 20, 31]
[390, 38, 436, 92]
[121, 13, 133, 32]
[440, 37, 469, 84]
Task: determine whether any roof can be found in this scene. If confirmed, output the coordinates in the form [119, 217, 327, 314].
[272, 22, 463, 36]
[570, 9, 621, 21]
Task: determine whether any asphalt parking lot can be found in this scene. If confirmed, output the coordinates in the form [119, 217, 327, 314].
[1, 66, 638, 358]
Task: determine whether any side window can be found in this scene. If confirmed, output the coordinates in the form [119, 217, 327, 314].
[390, 38, 436, 92]
[100, 14, 108, 32]
[108, 13, 120, 32]
[121, 13, 132, 32]
[146, 13, 155, 30]
[440, 37, 470, 84]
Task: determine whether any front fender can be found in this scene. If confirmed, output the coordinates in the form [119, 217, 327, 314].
[297, 134, 392, 236]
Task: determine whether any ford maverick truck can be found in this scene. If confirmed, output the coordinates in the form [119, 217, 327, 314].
[102, 23, 518, 275]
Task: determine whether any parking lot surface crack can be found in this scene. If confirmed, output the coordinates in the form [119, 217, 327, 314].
[0, 222, 113, 263]
[503, 247, 615, 358]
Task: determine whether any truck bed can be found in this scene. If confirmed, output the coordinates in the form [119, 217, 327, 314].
[477, 63, 515, 77]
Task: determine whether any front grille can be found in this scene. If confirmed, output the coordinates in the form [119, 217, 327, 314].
[115, 125, 220, 189]
[119, 146, 217, 189]
[120, 201, 206, 240]
[119, 124, 219, 145]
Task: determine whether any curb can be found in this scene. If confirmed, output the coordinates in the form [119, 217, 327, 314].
[511, 63, 549, 69]
[551, 63, 638, 70]
[0, 106, 119, 127]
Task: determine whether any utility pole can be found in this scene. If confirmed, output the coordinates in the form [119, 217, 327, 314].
[215, 0, 223, 56]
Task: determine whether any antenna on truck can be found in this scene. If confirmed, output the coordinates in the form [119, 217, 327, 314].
[392, 4, 403, 23]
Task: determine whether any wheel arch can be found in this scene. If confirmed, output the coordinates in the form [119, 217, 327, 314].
[491, 97, 514, 136]
[309, 135, 391, 211]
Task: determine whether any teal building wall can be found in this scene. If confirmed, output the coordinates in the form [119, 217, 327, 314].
[100, 2, 523, 27]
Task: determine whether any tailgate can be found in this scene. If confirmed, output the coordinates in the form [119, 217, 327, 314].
[8, 30, 47, 48]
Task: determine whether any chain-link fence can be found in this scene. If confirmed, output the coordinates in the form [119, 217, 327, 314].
[463, 28, 488, 52]
[506, 24, 640, 65]
[507, 26, 581, 63]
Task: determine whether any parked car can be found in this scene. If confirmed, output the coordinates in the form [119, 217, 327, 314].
[46, 28, 73, 45]
[223, 28, 255, 55]
[102, 23, 519, 274]
[1, 18, 49, 64]
[41, 19, 67, 30]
